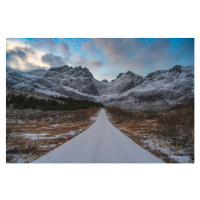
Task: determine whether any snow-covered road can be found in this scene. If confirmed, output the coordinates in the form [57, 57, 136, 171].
[33, 109, 164, 163]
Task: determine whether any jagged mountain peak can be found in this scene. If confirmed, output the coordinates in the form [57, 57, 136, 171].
[27, 68, 47, 76]
[42, 65, 94, 79]
[49, 65, 71, 72]
[145, 70, 167, 81]
[116, 73, 123, 79]
[101, 79, 108, 83]
[71, 66, 93, 78]
[169, 65, 182, 73]
[145, 65, 184, 81]
[126, 71, 134, 75]
[6, 65, 194, 111]
[116, 70, 139, 79]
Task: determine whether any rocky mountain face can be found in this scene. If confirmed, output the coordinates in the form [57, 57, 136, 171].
[6, 64, 194, 111]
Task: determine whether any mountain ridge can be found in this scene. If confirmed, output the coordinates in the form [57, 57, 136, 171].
[6, 64, 194, 111]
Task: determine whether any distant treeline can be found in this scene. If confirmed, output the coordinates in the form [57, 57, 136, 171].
[6, 93, 103, 111]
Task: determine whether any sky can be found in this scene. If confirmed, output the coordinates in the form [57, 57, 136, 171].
[6, 38, 194, 81]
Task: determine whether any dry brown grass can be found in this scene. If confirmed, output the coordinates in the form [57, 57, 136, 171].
[6, 108, 100, 163]
[106, 105, 194, 163]
[112, 122, 178, 163]
[6, 121, 92, 163]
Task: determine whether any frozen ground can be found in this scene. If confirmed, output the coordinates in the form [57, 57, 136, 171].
[33, 109, 164, 163]
[142, 137, 191, 163]
[21, 130, 82, 140]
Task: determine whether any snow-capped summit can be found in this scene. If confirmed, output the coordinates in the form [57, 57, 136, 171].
[169, 65, 182, 74]
[45, 65, 94, 78]
[112, 70, 144, 93]
[6, 65, 194, 111]
[28, 68, 47, 76]
[99, 65, 194, 111]
[101, 79, 108, 83]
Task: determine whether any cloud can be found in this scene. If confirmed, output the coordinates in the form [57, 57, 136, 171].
[93, 38, 194, 75]
[82, 41, 96, 54]
[27, 38, 70, 55]
[129, 39, 171, 71]
[59, 43, 69, 53]
[27, 38, 71, 63]
[88, 60, 102, 68]
[26, 38, 56, 51]
[6, 38, 194, 81]
[6, 41, 50, 71]
[6, 46, 37, 62]
[93, 38, 135, 65]
[6, 47, 27, 61]
[71, 53, 102, 69]
[42, 53, 66, 67]
[58, 43, 71, 61]
[6, 39, 26, 51]
[6, 39, 71, 71]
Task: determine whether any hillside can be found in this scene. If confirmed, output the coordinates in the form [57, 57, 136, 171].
[6, 65, 194, 111]
[6, 88, 103, 111]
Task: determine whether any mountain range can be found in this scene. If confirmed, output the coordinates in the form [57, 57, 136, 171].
[6, 64, 194, 111]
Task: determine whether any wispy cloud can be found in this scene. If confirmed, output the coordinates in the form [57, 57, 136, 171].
[71, 53, 102, 69]
[91, 38, 194, 76]
[41, 53, 66, 67]
[6, 44, 50, 71]
[6, 38, 194, 81]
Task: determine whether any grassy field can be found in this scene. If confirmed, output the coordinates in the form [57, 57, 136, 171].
[106, 101, 194, 163]
[6, 108, 100, 163]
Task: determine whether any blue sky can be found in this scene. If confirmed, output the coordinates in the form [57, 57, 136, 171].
[6, 38, 194, 81]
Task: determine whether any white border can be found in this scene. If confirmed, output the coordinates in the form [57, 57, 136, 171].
[0, 1, 199, 200]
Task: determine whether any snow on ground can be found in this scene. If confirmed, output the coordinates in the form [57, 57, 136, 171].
[50, 124, 62, 128]
[142, 136, 191, 163]
[17, 120, 25, 123]
[21, 130, 83, 140]
[170, 155, 190, 163]
[34, 88, 66, 97]
[33, 109, 164, 163]
[22, 133, 49, 140]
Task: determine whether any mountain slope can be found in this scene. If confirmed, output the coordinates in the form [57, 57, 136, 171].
[98, 65, 194, 111]
[6, 65, 194, 111]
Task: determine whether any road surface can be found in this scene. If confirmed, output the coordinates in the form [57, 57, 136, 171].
[33, 109, 164, 163]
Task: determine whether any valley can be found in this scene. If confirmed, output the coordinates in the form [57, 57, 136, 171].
[6, 64, 194, 163]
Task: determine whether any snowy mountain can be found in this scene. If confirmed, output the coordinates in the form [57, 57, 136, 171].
[6, 65, 194, 111]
